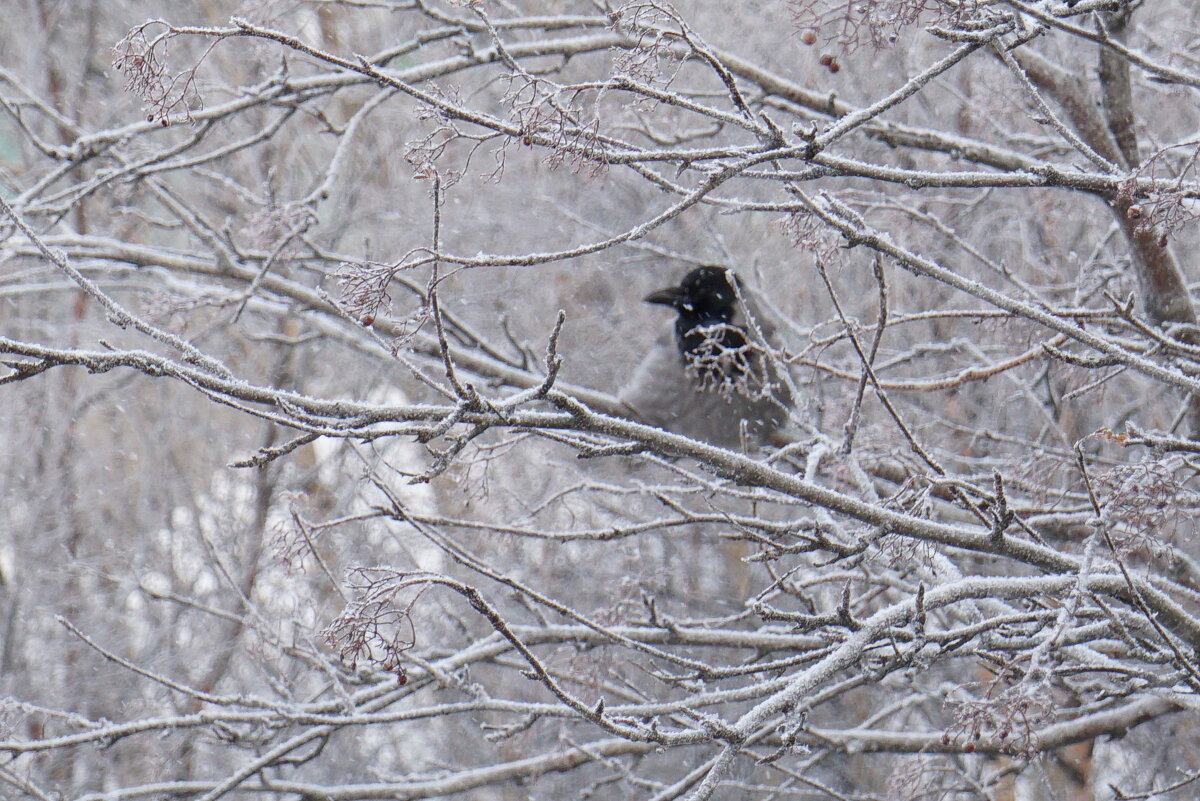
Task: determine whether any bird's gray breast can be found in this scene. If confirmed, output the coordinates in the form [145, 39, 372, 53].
[619, 328, 789, 450]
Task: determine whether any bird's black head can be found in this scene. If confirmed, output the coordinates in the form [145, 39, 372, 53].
[645, 266, 747, 366]
[645, 266, 738, 328]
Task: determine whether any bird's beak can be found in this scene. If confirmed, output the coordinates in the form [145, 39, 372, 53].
[644, 287, 684, 307]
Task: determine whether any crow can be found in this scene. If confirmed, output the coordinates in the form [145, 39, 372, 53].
[620, 266, 793, 450]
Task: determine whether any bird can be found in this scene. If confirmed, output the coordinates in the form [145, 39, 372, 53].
[619, 266, 793, 450]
